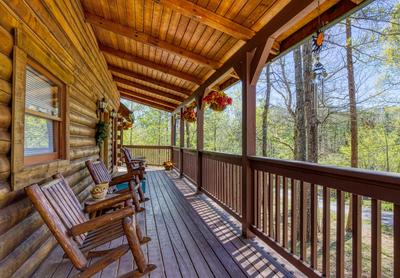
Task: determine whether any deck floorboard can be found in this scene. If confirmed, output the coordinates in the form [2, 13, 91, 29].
[33, 170, 303, 278]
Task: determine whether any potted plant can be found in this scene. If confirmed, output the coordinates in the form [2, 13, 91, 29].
[95, 121, 108, 146]
[202, 91, 233, 112]
[182, 101, 197, 122]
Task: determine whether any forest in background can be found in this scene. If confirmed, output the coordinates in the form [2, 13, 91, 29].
[123, 0, 400, 174]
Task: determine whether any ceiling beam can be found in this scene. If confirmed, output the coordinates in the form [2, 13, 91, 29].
[250, 0, 337, 85]
[118, 87, 176, 109]
[120, 92, 174, 112]
[109, 65, 192, 96]
[156, 0, 255, 40]
[279, 0, 359, 54]
[175, 0, 362, 112]
[100, 45, 202, 85]
[114, 76, 185, 102]
[86, 12, 221, 69]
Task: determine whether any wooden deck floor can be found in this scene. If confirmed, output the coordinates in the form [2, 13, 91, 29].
[33, 170, 303, 278]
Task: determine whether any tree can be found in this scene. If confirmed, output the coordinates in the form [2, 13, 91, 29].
[262, 64, 272, 156]
[294, 46, 307, 161]
[346, 17, 358, 232]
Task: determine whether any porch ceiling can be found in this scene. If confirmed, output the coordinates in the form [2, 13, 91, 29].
[81, 0, 363, 112]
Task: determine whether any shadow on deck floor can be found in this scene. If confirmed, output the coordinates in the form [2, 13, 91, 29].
[33, 170, 304, 278]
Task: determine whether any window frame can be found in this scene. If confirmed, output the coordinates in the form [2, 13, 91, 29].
[12, 28, 72, 191]
[23, 58, 66, 166]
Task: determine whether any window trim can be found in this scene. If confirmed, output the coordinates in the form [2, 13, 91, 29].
[12, 28, 72, 191]
[23, 58, 66, 166]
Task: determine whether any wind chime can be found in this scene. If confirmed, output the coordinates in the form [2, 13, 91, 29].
[312, 0, 327, 81]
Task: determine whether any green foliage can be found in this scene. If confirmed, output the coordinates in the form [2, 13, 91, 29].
[95, 121, 108, 146]
[121, 100, 171, 146]
[24, 114, 51, 149]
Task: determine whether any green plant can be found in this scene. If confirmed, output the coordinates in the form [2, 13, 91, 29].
[95, 121, 108, 146]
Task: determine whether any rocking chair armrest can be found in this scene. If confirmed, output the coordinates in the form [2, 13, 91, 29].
[70, 207, 135, 236]
[109, 173, 136, 186]
[84, 191, 132, 213]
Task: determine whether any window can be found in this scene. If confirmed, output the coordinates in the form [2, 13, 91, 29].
[23, 60, 66, 165]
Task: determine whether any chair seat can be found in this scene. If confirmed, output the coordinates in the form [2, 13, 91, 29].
[80, 221, 125, 253]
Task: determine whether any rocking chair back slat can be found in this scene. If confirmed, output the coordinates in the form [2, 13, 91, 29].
[86, 160, 112, 185]
[25, 183, 88, 270]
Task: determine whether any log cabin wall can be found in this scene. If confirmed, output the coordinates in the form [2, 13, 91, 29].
[0, 1, 119, 277]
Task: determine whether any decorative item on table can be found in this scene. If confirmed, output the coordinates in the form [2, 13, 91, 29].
[90, 182, 109, 199]
[182, 101, 197, 122]
[163, 161, 173, 170]
[202, 90, 233, 112]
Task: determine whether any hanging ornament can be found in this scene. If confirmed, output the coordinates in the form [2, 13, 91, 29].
[312, 0, 325, 54]
[312, 30, 325, 54]
[313, 55, 328, 81]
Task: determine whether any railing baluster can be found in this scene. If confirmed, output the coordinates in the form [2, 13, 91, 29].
[283, 177, 288, 248]
[300, 181, 307, 261]
[323, 187, 330, 277]
[336, 190, 345, 278]
[269, 173, 274, 237]
[352, 194, 362, 278]
[291, 179, 297, 254]
[311, 184, 317, 268]
[394, 204, 400, 278]
[276, 175, 281, 242]
[371, 199, 381, 278]
[263, 172, 268, 234]
[254, 170, 258, 226]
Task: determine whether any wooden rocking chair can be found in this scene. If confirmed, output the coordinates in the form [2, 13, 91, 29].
[121, 147, 148, 202]
[25, 174, 156, 278]
[86, 160, 144, 212]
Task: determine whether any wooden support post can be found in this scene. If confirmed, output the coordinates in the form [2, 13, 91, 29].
[196, 94, 204, 192]
[237, 51, 256, 238]
[179, 108, 184, 178]
[170, 114, 175, 162]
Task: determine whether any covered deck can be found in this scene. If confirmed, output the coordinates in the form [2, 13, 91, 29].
[33, 170, 300, 278]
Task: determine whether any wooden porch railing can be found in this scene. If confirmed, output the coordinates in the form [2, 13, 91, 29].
[200, 151, 242, 219]
[182, 149, 197, 183]
[247, 156, 400, 278]
[123, 145, 171, 166]
[172, 147, 180, 170]
[122, 145, 400, 277]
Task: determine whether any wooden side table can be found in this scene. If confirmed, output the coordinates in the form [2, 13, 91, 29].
[84, 193, 125, 218]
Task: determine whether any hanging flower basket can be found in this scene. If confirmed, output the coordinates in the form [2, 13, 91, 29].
[202, 91, 232, 112]
[182, 101, 197, 122]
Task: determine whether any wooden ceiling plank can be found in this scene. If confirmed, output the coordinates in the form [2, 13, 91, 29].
[120, 92, 174, 112]
[118, 86, 177, 108]
[100, 44, 203, 85]
[156, 0, 255, 40]
[109, 65, 192, 96]
[85, 12, 221, 68]
[114, 76, 185, 102]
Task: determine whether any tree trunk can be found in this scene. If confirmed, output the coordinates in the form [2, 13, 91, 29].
[346, 18, 358, 232]
[262, 64, 272, 157]
[294, 46, 306, 161]
[303, 40, 318, 163]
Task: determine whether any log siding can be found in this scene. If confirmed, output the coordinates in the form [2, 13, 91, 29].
[0, 1, 118, 277]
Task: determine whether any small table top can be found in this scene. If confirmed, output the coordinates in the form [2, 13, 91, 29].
[84, 193, 119, 206]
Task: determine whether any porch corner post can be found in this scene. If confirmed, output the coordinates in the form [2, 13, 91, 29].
[238, 50, 256, 238]
[196, 94, 204, 193]
[179, 108, 184, 178]
[170, 114, 175, 162]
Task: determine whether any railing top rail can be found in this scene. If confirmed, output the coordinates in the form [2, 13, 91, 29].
[249, 155, 400, 204]
[124, 145, 172, 149]
[201, 150, 242, 165]
[182, 148, 197, 153]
